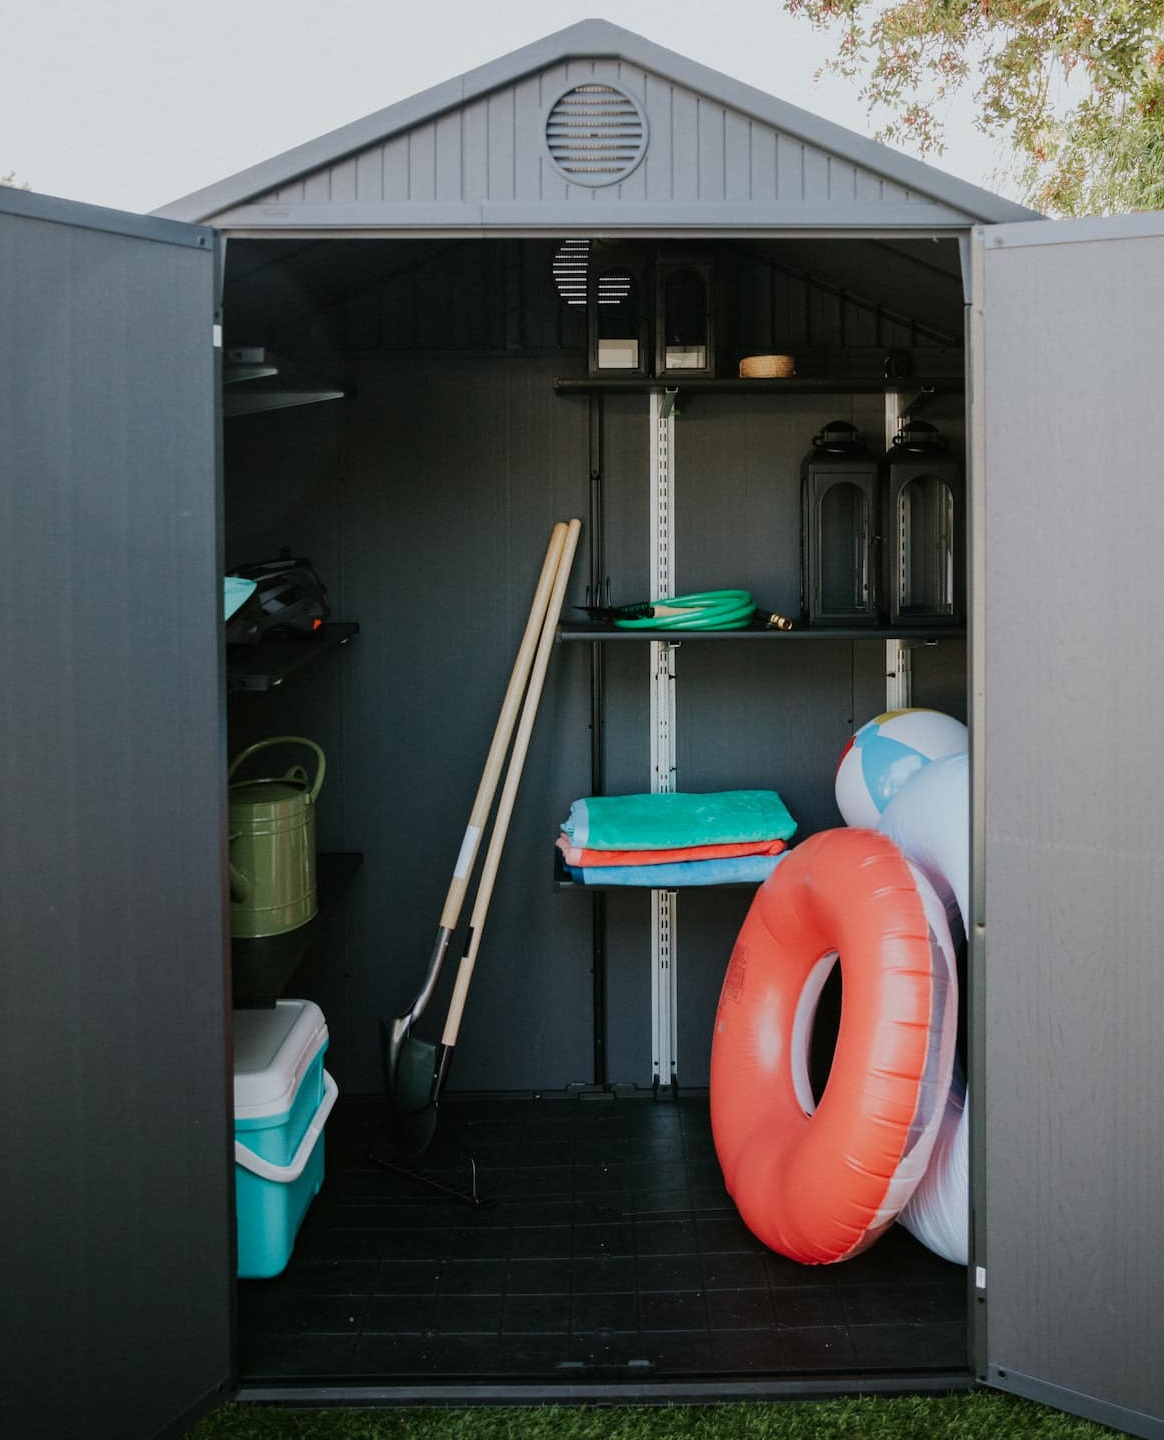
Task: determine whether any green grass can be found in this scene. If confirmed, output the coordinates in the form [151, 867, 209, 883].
[186, 1393, 1132, 1440]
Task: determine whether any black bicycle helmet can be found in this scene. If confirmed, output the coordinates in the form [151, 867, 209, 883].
[226, 551, 330, 642]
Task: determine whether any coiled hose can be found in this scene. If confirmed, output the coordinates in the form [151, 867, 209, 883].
[613, 589, 758, 631]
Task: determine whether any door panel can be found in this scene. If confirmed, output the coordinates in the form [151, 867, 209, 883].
[0, 189, 231, 1438]
[973, 212, 1164, 1439]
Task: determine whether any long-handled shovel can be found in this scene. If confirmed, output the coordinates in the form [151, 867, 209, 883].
[384, 520, 569, 1127]
[390, 516, 582, 1159]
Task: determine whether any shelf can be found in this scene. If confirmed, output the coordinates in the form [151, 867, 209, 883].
[223, 345, 348, 418]
[232, 852, 363, 1007]
[554, 374, 961, 407]
[227, 621, 359, 692]
[558, 620, 965, 642]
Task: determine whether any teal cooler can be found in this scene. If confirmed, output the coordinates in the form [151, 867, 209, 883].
[233, 998, 338, 1279]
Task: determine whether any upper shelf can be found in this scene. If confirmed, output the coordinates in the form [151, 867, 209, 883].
[552, 375, 963, 419]
[558, 620, 964, 642]
[223, 345, 347, 418]
[227, 621, 359, 692]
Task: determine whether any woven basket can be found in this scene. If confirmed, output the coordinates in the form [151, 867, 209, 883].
[739, 354, 796, 378]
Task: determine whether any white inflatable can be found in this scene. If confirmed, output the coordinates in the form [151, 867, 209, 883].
[877, 750, 970, 1265]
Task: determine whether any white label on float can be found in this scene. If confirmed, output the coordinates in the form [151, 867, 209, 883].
[453, 825, 482, 879]
[976, 1266, 987, 1291]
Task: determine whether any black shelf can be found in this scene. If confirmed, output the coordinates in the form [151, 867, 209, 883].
[553, 375, 962, 398]
[227, 621, 359, 692]
[558, 620, 965, 642]
[232, 851, 363, 1007]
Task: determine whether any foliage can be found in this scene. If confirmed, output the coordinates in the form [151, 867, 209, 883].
[783, 0, 1164, 214]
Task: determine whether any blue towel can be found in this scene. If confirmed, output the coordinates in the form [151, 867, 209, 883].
[564, 852, 786, 888]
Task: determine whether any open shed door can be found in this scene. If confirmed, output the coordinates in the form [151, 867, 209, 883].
[0, 190, 232, 1438]
[971, 212, 1164, 1440]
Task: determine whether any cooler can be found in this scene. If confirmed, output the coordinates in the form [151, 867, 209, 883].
[233, 998, 338, 1279]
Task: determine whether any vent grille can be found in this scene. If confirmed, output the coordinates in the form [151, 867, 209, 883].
[552, 239, 590, 305]
[545, 84, 647, 186]
[551, 240, 637, 307]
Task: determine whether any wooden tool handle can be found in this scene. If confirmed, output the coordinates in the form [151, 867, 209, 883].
[440, 517, 582, 1048]
[437, 521, 568, 931]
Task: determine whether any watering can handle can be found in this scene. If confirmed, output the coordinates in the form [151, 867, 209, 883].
[228, 735, 326, 803]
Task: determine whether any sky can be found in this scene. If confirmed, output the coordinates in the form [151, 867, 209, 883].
[0, 0, 1019, 216]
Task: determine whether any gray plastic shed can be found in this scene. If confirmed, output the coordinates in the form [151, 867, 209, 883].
[3, 18, 1163, 1440]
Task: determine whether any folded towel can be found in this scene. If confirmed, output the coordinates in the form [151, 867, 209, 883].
[563, 852, 786, 888]
[556, 833, 787, 868]
[562, 790, 797, 850]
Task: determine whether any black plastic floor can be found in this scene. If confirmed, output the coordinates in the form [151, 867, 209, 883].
[237, 1092, 968, 1392]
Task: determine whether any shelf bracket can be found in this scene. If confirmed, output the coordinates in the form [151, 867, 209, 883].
[660, 386, 679, 420]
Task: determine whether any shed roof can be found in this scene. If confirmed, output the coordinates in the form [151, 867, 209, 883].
[156, 18, 1038, 233]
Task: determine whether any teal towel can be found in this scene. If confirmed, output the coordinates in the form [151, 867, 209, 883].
[563, 790, 797, 850]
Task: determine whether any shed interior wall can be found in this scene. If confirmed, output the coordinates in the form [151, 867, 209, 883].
[221, 233, 970, 1394]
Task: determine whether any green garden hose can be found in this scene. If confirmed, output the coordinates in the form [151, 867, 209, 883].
[613, 589, 758, 630]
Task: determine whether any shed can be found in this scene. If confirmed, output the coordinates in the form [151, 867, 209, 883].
[3, 19, 1162, 1440]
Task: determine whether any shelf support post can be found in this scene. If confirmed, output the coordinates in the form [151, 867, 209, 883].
[649, 390, 679, 1094]
[588, 395, 608, 1088]
[884, 393, 914, 711]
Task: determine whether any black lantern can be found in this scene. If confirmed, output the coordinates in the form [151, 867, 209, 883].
[801, 421, 880, 626]
[586, 245, 650, 376]
[655, 257, 714, 377]
[882, 420, 964, 626]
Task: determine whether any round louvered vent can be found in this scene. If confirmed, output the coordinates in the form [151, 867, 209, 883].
[545, 83, 648, 187]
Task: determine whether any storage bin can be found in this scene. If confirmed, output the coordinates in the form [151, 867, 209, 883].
[233, 998, 338, 1279]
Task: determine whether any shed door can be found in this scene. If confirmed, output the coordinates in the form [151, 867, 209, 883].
[0, 190, 232, 1437]
[973, 212, 1164, 1440]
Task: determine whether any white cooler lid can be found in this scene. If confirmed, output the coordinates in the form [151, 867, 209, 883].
[233, 998, 329, 1119]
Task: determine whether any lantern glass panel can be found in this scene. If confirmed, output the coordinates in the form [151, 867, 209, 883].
[661, 266, 708, 370]
[819, 481, 873, 617]
[896, 474, 955, 616]
[595, 268, 641, 370]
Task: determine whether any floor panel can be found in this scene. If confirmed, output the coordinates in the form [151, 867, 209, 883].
[237, 1092, 968, 1389]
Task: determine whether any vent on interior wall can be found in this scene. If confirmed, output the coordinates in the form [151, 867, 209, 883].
[552, 239, 590, 305]
[545, 83, 648, 186]
[552, 239, 637, 310]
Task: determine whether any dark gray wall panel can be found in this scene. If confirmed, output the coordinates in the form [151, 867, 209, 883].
[910, 637, 967, 721]
[0, 198, 229, 1438]
[330, 352, 595, 1094]
[672, 391, 886, 612]
[977, 216, 1164, 1431]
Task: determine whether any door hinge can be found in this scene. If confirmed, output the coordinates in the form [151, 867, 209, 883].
[975, 1265, 986, 1292]
[212, 323, 223, 348]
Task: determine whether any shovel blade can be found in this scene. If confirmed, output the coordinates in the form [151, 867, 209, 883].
[383, 1027, 441, 1160]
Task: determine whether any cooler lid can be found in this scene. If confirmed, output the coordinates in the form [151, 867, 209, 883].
[233, 998, 328, 1119]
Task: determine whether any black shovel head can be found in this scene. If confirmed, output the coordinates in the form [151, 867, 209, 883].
[381, 1019, 441, 1160]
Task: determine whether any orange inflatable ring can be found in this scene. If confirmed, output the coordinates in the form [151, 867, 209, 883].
[710, 827, 957, 1264]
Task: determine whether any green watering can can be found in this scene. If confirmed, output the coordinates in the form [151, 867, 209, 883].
[228, 736, 326, 939]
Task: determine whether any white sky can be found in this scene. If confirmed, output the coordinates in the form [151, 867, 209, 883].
[0, 0, 1019, 216]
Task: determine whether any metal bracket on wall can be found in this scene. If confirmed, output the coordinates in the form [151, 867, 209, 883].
[649, 389, 679, 1094]
[885, 638, 913, 711]
[884, 392, 914, 713]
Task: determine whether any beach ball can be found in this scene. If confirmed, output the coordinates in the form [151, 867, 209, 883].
[835, 709, 968, 829]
